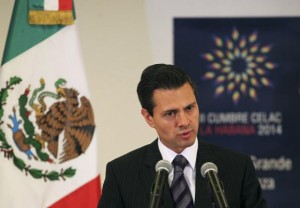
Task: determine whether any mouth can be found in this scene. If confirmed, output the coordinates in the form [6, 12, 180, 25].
[179, 129, 192, 139]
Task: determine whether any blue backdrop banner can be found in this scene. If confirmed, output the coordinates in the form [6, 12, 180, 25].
[174, 17, 300, 207]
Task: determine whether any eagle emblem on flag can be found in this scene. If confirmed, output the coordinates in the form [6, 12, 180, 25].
[0, 76, 95, 181]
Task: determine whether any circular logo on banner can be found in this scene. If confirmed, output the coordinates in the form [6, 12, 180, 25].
[201, 27, 277, 105]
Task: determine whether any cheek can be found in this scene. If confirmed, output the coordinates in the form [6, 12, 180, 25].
[192, 112, 200, 122]
[190, 115, 200, 129]
[154, 120, 174, 134]
[193, 115, 200, 123]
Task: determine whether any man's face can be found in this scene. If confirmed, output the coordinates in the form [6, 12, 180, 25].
[142, 83, 199, 153]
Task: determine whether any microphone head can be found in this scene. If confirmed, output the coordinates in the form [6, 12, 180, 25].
[200, 162, 218, 178]
[155, 160, 173, 174]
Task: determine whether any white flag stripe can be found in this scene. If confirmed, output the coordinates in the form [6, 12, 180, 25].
[44, 0, 59, 11]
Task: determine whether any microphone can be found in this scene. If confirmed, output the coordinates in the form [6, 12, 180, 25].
[149, 160, 173, 208]
[201, 162, 229, 208]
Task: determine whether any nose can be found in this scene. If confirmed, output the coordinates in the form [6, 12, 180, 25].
[177, 111, 190, 128]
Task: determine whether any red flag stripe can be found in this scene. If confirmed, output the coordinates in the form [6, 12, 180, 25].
[49, 176, 101, 208]
[59, 0, 73, 10]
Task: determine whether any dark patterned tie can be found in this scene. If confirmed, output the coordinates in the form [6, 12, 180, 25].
[171, 155, 194, 208]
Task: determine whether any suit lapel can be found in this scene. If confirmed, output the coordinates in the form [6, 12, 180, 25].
[195, 140, 218, 208]
[139, 139, 174, 207]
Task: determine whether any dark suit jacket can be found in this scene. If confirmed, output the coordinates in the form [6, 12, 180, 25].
[98, 139, 267, 208]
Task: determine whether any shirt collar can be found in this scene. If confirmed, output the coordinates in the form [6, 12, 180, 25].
[158, 138, 198, 170]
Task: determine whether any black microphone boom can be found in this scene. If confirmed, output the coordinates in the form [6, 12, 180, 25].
[149, 160, 173, 208]
[201, 162, 229, 208]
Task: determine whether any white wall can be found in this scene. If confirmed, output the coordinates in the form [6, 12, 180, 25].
[73, 0, 157, 181]
[1, 0, 299, 187]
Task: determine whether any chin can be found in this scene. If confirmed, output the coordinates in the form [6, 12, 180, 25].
[182, 138, 196, 147]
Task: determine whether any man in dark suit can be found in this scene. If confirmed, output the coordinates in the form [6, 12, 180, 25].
[98, 64, 267, 208]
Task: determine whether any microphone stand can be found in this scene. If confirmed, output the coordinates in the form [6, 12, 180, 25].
[149, 170, 166, 208]
[207, 178, 216, 208]
[209, 179, 229, 208]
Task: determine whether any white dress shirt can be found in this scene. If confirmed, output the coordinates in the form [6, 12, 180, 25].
[158, 138, 198, 202]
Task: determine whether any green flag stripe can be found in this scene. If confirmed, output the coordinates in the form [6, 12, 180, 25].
[1, 0, 63, 65]
[1, 0, 78, 66]
[29, 0, 45, 10]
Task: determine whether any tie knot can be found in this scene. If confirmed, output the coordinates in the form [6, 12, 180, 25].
[173, 155, 189, 171]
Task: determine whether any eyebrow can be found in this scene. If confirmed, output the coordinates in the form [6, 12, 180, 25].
[163, 101, 197, 113]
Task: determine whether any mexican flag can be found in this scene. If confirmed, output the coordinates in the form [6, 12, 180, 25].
[0, 0, 101, 207]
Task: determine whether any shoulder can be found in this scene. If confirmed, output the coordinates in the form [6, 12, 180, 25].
[197, 139, 253, 173]
[199, 139, 250, 159]
[106, 140, 157, 170]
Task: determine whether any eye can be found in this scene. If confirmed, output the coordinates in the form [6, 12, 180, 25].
[164, 111, 176, 118]
[185, 105, 195, 112]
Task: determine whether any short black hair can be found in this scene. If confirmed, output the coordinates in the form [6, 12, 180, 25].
[137, 64, 197, 116]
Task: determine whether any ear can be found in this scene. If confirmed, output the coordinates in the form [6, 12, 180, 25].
[141, 108, 155, 128]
